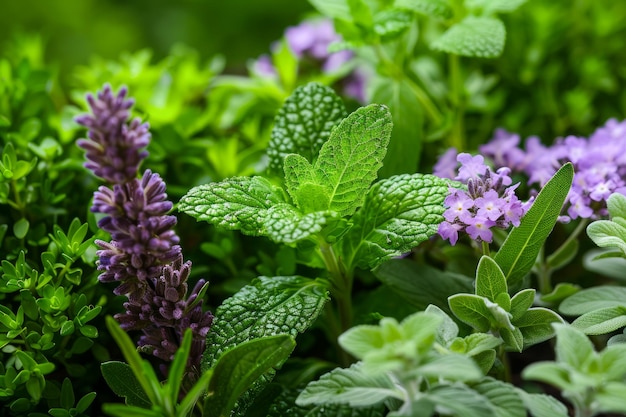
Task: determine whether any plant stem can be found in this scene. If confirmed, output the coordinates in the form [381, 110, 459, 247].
[482, 241, 490, 257]
[448, 53, 466, 151]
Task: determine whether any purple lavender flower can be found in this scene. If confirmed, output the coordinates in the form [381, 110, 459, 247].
[437, 153, 531, 245]
[76, 84, 213, 377]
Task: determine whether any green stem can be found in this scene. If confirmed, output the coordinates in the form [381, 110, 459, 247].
[482, 241, 490, 257]
[448, 53, 466, 151]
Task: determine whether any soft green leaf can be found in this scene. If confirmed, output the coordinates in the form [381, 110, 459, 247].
[203, 276, 329, 369]
[178, 176, 285, 236]
[268, 83, 346, 173]
[340, 173, 451, 270]
[475, 256, 508, 301]
[100, 361, 151, 408]
[338, 324, 386, 360]
[264, 204, 329, 244]
[515, 390, 569, 417]
[395, 0, 453, 19]
[586, 219, 626, 255]
[296, 363, 398, 407]
[375, 260, 473, 315]
[583, 248, 626, 282]
[494, 163, 574, 285]
[284, 153, 330, 212]
[426, 384, 496, 417]
[308, 0, 352, 20]
[465, 0, 527, 14]
[571, 306, 626, 335]
[553, 323, 594, 368]
[204, 335, 297, 417]
[509, 289, 535, 321]
[448, 294, 492, 332]
[13, 218, 29, 239]
[472, 377, 525, 417]
[539, 283, 581, 304]
[314, 104, 392, 216]
[425, 304, 460, 346]
[515, 308, 563, 347]
[373, 9, 413, 40]
[432, 16, 506, 58]
[462, 333, 502, 357]
[559, 286, 626, 315]
[594, 382, 626, 413]
[607, 192, 626, 218]
[500, 327, 523, 352]
[522, 362, 574, 392]
[415, 354, 482, 382]
[598, 344, 626, 380]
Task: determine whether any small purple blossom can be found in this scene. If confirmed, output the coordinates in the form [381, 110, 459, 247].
[76, 84, 213, 379]
[436, 153, 531, 245]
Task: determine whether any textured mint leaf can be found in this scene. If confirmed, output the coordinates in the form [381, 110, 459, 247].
[586, 219, 626, 255]
[203, 276, 329, 369]
[465, 0, 527, 14]
[296, 363, 398, 408]
[267, 82, 346, 173]
[571, 306, 626, 335]
[516, 391, 569, 417]
[373, 9, 413, 40]
[494, 163, 573, 285]
[314, 104, 392, 216]
[100, 361, 151, 408]
[395, 0, 453, 19]
[340, 173, 450, 270]
[432, 16, 506, 58]
[204, 335, 296, 417]
[475, 256, 507, 302]
[471, 378, 525, 417]
[179, 176, 285, 236]
[415, 354, 482, 382]
[265, 204, 329, 244]
[559, 286, 626, 315]
[284, 154, 331, 212]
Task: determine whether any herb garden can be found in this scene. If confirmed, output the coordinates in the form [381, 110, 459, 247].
[2, 1, 626, 416]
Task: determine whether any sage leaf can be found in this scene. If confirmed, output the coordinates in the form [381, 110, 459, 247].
[448, 294, 492, 332]
[515, 391, 569, 417]
[426, 384, 497, 417]
[494, 163, 573, 285]
[472, 377, 525, 417]
[586, 219, 626, 255]
[515, 308, 563, 347]
[571, 306, 626, 335]
[559, 286, 626, 315]
[475, 256, 508, 301]
[179, 176, 285, 236]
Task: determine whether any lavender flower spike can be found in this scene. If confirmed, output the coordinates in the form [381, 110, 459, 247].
[76, 84, 213, 378]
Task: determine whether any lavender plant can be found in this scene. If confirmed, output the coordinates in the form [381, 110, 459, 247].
[75, 84, 213, 377]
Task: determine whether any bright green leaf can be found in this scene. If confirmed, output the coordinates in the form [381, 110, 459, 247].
[553, 323, 595, 368]
[448, 294, 492, 332]
[515, 390, 569, 417]
[571, 306, 626, 335]
[395, 0, 453, 19]
[587, 219, 626, 255]
[475, 256, 508, 301]
[264, 204, 329, 244]
[432, 16, 506, 58]
[472, 377, 525, 417]
[559, 286, 626, 315]
[465, 0, 527, 14]
[515, 308, 563, 347]
[426, 384, 496, 417]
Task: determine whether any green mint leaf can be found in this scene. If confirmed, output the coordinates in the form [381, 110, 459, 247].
[314, 104, 392, 216]
[448, 294, 492, 332]
[571, 306, 626, 335]
[179, 176, 285, 236]
[264, 204, 329, 244]
[100, 361, 151, 408]
[462, 333, 502, 357]
[425, 304, 460, 346]
[522, 362, 573, 393]
[373, 10, 414, 41]
[516, 391, 569, 417]
[203, 276, 329, 369]
[586, 219, 626, 255]
[559, 286, 626, 315]
[284, 153, 331, 212]
[371, 78, 423, 178]
[475, 256, 508, 301]
[348, 0, 374, 28]
[465, 0, 528, 14]
[376, 261, 473, 316]
[426, 384, 497, 417]
[340, 173, 450, 270]
[515, 308, 563, 348]
[432, 16, 506, 58]
[595, 383, 626, 414]
[472, 377, 526, 417]
[204, 335, 296, 417]
[600, 344, 626, 380]
[415, 354, 482, 382]
[267, 82, 346, 173]
[395, 0, 453, 19]
[296, 363, 397, 408]
[494, 163, 574, 285]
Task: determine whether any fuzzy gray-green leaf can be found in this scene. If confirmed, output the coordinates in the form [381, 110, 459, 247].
[314, 104, 392, 216]
[571, 306, 626, 335]
[432, 16, 506, 58]
[179, 176, 285, 236]
[268, 82, 346, 173]
[340, 173, 450, 270]
[202, 276, 329, 370]
[559, 286, 626, 316]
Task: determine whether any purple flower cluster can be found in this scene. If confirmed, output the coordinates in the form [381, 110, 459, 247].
[437, 153, 530, 245]
[76, 84, 213, 377]
[478, 119, 626, 221]
[253, 18, 367, 103]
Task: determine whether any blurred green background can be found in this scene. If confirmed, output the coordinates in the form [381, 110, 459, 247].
[0, 0, 313, 74]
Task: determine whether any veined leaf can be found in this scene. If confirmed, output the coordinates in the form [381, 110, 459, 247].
[559, 286, 626, 315]
[267, 82, 346, 173]
[515, 308, 563, 348]
[607, 192, 626, 218]
[340, 173, 450, 270]
[553, 323, 595, 368]
[448, 294, 492, 332]
[314, 104, 392, 216]
[414, 354, 482, 382]
[308, 0, 352, 20]
[204, 335, 296, 417]
[475, 256, 508, 301]
[586, 219, 626, 255]
[100, 361, 151, 408]
[264, 204, 329, 244]
[202, 276, 329, 369]
[571, 306, 626, 335]
[465, 0, 527, 14]
[432, 16, 506, 58]
[296, 363, 398, 407]
[426, 384, 497, 417]
[284, 154, 330, 212]
[395, 0, 453, 19]
[494, 163, 573, 285]
[179, 176, 285, 236]
[509, 289, 535, 321]
[471, 377, 525, 417]
[515, 391, 569, 417]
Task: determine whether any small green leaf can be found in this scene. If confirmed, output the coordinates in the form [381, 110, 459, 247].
[559, 286, 626, 315]
[13, 218, 29, 239]
[314, 104, 392, 216]
[515, 308, 563, 347]
[426, 384, 497, 417]
[308, 0, 352, 20]
[448, 294, 492, 332]
[540, 283, 580, 304]
[509, 288, 535, 321]
[595, 382, 626, 413]
[267, 82, 346, 173]
[571, 306, 626, 335]
[340, 173, 451, 270]
[475, 256, 508, 301]
[607, 192, 626, 218]
[264, 204, 329, 244]
[587, 219, 626, 255]
[178, 176, 285, 236]
[465, 0, 527, 14]
[472, 377, 526, 417]
[296, 363, 397, 407]
[515, 391, 569, 417]
[494, 163, 574, 285]
[553, 323, 594, 368]
[500, 327, 523, 352]
[395, 0, 453, 19]
[415, 354, 482, 382]
[204, 335, 297, 417]
[373, 9, 413, 40]
[432, 16, 506, 58]
[101, 361, 151, 408]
